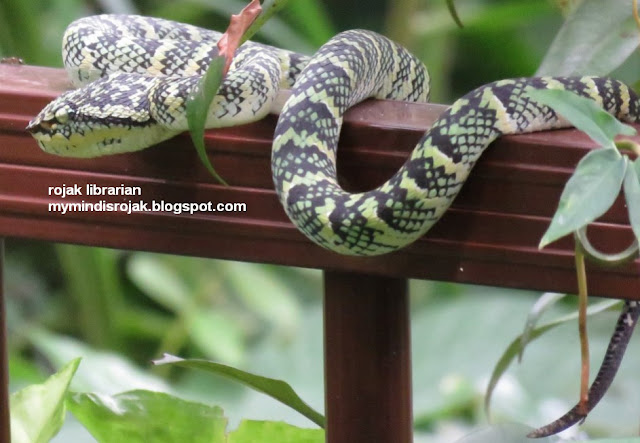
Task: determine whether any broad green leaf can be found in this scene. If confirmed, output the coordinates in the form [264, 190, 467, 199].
[539, 149, 627, 249]
[484, 299, 620, 418]
[518, 293, 566, 362]
[536, 0, 639, 76]
[527, 89, 636, 150]
[152, 354, 325, 427]
[228, 420, 324, 443]
[27, 329, 170, 394]
[456, 423, 556, 442]
[10, 358, 80, 443]
[186, 55, 227, 185]
[623, 158, 640, 242]
[68, 390, 227, 443]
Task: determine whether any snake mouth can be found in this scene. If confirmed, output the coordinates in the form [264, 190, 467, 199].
[25, 120, 40, 134]
[26, 119, 55, 135]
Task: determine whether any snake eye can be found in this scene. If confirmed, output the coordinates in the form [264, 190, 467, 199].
[54, 108, 70, 124]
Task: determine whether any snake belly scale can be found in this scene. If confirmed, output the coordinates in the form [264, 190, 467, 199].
[27, 14, 640, 437]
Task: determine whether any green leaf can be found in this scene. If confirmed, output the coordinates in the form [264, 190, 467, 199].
[539, 148, 627, 249]
[484, 299, 620, 419]
[536, 0, 639, 76]
[126, 253, 195, 313]
[527, 88, 636, 149]
[228, 420, 324, 443]
[10, 358, 80, 443]
[188, 309, 246, 366]
[623, 158, 640, 242]
[152, 354, 325, 428]
[27, 329, 170, 394]
[186, 55, 228, 185]
[518, 293, 566, 362]
[241, 0, 292, 45]
[68, 390, 227, 443]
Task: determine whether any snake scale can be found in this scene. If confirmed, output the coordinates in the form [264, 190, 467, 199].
[26, 14, 640, 437]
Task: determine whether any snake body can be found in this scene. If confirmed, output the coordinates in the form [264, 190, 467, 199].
[28, 15, 308, 157]
[27, 15, 640, 436]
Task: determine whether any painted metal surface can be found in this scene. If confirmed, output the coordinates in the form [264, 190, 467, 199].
[1, 64, 638, 298]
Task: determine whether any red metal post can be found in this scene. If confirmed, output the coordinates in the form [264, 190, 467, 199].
[323, 271, 411, 443]
[0, 239, 9, 443]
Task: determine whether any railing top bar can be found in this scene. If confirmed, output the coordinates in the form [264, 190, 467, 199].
[1, 64, 639, 299]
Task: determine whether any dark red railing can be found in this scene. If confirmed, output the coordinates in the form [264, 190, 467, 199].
[1, 63, 639, 443]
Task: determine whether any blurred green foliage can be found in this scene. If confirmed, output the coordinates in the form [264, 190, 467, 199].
[3, 0, 640, 441]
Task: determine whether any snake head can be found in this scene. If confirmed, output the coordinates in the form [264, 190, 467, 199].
[26, 88, 101, 157]
[26, 73, 175, 158]
[27, 99, 76, 137]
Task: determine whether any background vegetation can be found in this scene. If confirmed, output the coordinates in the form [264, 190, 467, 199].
[2, 0, 640, 441]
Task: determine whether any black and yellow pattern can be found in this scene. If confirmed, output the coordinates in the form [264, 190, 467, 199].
[274, 55, 639, 254]
[28, 15, 640, 256]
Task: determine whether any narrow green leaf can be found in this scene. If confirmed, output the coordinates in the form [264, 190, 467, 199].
[518, 293, 566, 362]
[536, 0, 639, 76]
[229, 420, 324, 443]
[186, 55, 228, 185]
[186, 0, 290, 183]
[539, 149, 627, 248]
[68, 390, 227, 443]
[527, 88, 636, 149]
[484, 299, 620, 419]
[241, 0, 292, 45]
[152, 354, 325, 428]
[10, 358, 80, 443]
[623, 158, 640, 242]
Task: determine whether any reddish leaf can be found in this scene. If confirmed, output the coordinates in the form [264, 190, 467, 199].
[217, 0, 262, 75]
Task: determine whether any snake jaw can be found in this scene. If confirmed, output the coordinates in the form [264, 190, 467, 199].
[25, 119, 44, 134]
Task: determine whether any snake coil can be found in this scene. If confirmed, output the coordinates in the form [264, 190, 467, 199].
[26, 15, 640, 437]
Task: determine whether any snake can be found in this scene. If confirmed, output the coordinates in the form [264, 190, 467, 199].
[26, 14, 640, 437]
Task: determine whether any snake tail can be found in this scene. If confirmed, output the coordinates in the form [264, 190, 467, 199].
[528, 300, 640, 438]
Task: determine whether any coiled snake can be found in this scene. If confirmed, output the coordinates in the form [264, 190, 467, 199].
[26, 14, 640, 437]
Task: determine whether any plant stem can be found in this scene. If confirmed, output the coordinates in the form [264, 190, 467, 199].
[574, 238, 589, 415]
[616, 139, 640, 157]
